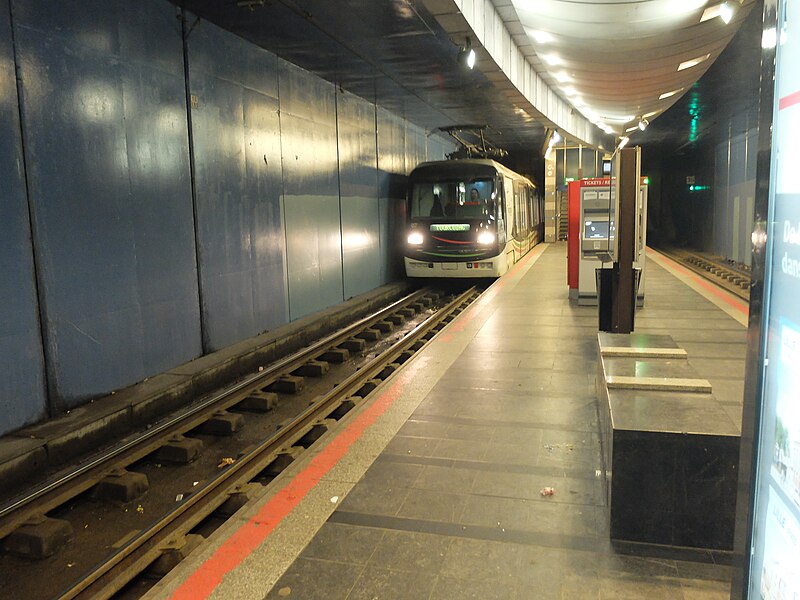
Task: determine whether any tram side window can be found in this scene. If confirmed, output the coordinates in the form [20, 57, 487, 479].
[514, 182, 526, 235]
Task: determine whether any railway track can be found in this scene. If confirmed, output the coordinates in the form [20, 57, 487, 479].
[0, 284, 482, 600]
[659, 247, 751, 302]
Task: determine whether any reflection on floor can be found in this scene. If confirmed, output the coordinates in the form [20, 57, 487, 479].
[263, 244, 741, 600]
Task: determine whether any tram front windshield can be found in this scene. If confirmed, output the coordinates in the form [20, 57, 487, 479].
[410, 179, 496, 220]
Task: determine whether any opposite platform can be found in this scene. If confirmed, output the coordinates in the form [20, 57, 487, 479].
[147, 242, 747, 600]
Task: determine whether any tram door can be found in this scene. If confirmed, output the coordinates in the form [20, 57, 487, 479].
[503, 177, 515, 262]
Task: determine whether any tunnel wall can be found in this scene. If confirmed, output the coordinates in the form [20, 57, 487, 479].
[0, 0, 47, 433]
[712, 122, 758, 266]
[0, 0, 452, 434]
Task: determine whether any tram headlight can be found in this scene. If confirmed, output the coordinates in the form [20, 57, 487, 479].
[407, 231, 424, 246]
[477, 231, 495, 245]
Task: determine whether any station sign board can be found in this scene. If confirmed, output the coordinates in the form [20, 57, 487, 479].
[747, 0, 800, 597]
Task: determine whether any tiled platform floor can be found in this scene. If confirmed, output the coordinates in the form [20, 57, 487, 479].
[258, 243, 745, 600]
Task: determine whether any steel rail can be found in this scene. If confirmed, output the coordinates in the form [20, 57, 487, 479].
[659, 247, 750, 302]
[59, 286, 479, 600]
[0, 288, 432, 539]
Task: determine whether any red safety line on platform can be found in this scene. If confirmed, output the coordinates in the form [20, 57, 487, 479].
[646, 249, 748, 317]
[779, 88, 800, 111]
[169, 365, 421, 599]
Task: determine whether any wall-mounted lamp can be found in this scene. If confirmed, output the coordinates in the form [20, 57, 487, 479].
[459, 37, 476, 70]
[542, 128, 562, 159]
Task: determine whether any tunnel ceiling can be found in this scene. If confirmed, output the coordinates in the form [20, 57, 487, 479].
[173, 0, 549, 155]
[632, 0, 764, 153]
[174, 0, 763, 157]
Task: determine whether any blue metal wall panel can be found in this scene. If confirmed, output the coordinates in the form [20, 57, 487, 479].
[14, 0, 200, 407]
[377, 108, 408, 282]
[337, 91, 381, 299]
[279, 61, 343, 320]
[0, 0, 47, 434]
[188, 21, 288, 351]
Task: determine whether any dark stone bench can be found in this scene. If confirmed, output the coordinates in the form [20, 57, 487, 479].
[596, 332, 740, 550]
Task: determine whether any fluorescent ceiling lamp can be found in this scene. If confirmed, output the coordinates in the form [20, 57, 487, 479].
[700, 3, 722, 22]
[551, 130, 562, 144]
[719, 2, 733, 23]
[678, 53, 711, 71]
[642, 110, 660, 118]
[563, 86, 577, 97]
[625, 125, 639, 133]
[543, 54, 562, 66]
[618, 136, 630, 150]
[638, 118, 649, 131]
[554, 71, 571, 83]
[527, 29, 554, 44]
[659, 88, 684, 99]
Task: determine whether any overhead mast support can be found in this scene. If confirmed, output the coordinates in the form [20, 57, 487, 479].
[436, 125, 508, 160]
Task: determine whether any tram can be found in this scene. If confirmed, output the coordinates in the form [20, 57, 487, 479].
[404, 157, 542, 278]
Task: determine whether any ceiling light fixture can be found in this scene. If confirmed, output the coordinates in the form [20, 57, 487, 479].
[638, 118, 649, 131]
[459, 37, 476, 70]
[700, 3, 722, 22]
[642, 110, 660, 118]
[543, 54, 562, 66]
[617, 136, 630, 150]
[527, 29, 554, 44]
[563, 87, 578, 97]
[678, 53, 711, 71]
[719, 2, 734, 24]
[554, 71, 571, 83]
[625, 125, 639, 133]
[659, 88, 684, 99]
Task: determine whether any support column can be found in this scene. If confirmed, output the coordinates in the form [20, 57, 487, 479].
[610, 146, 640, 333]
[544, 151, 557, 242]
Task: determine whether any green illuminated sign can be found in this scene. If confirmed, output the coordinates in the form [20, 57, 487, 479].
[430, 224, 470, 232]
[689, 185, 710, 191]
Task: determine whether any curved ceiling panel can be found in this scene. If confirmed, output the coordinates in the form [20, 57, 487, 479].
[508, 0, 757, 133]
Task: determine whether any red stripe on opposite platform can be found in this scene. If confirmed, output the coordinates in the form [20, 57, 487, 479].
[170, 364, 422, 599]
[646, 249, 749, 317]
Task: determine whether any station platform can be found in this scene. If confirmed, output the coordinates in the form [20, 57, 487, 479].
[148, 242, 748, 600]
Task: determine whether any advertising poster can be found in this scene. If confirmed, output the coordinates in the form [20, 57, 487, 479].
[750, 0, 800, 596]
[759, 490, 800, 599]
